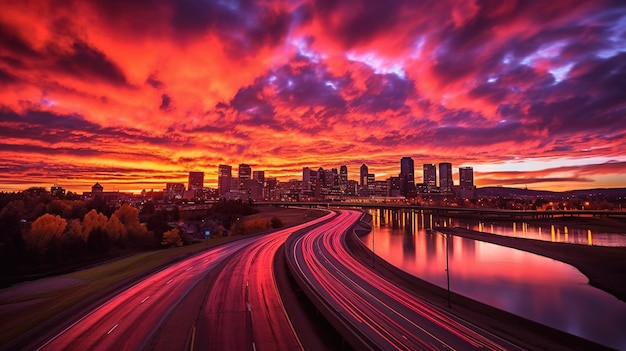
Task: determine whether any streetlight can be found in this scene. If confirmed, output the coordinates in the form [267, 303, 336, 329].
[372, 230, 375, 269]
[432, 229, 451, 308]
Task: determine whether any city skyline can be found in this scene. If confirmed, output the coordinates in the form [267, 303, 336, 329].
[1, 2, 625, 193]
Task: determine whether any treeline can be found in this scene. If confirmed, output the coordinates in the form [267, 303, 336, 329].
[0, 190, 170, 284]
[0, 190, 274, 286]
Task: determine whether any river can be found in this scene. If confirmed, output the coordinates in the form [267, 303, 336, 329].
[359, 209, 626, 350]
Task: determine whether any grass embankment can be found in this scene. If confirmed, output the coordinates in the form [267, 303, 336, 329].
[0, 240, 224, 345]
[0, 206, 325, 347]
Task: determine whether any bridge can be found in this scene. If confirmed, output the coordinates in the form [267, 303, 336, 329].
[259, 201, 626, 220]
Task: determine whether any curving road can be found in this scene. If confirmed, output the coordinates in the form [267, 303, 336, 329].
[34, 212, 333, 351]
[193, 212, 334, 351]
[287, 210, 525, 351]
[35, 238, 259, 351]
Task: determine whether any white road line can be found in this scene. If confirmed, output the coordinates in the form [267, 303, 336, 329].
[141, 296, 150, 304]
[107, 324, 118, 335]
[166, 278, 174, 285]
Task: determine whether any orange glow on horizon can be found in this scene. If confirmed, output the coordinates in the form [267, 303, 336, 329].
[1, 1, 625, 193]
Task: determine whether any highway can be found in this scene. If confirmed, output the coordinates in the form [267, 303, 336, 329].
[35, 238, 259, 351]
[193, 212, 334, 351]
[287, 210, 525, 351]
[35, 212, 334, 351]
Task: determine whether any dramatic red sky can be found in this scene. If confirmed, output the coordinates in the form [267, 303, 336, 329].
[1, 0, 625, 193]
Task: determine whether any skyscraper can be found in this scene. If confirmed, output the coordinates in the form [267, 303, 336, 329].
[459, 166, 474, 189]
[252, 170, 264, 183]
[188, 171, 204, 191]
[400, 157, 415, 198]
[339, 165, 348, 194]
[423, 163, 437, 192]
[239, 164, 251, 180]
[439, 162, 453, 193]
[218, 165, 232, 196]
[360, 163, 368, 195]
[302, 167, 317, 190]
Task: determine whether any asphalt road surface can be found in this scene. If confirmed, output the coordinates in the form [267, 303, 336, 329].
[288, 210, 526, 351]
[36, 237, 261, 351]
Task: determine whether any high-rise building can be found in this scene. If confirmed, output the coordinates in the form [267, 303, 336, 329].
[400, 157, 416, 198]
[188, 171, 204, 191]
[423, 164, 437, 192]
[439, 162, 453, 193]
[387, 176, 401, 197]
[367, 173, 375, 193]
[302, 167, 317, 191]
[165, 183, 185, 200]
[239, 164, 251, 180]
[252, 171, 265, 183]
[339, 165, 348, 193]
[459, 167, 474, 188]
[218, 165, 232, 196]
[360, 163, 368, 189]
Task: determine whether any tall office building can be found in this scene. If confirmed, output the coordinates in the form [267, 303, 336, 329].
[439, 162, 453, 193]
[339, 165, 348, 193]
[302, 167, 317, 190]
[387, 176, 401, 197]
[239, 164, 251, 180]
[399, 157, 416, 198]
[218, 165, 232, 196]
[252, 171, 265, 183]
[360, 163, 369, 195]
[423, 163, 437, 192]
[367, 173, 375, 193]
[188, 171, 204, 191]
[459, 167, 474, 188]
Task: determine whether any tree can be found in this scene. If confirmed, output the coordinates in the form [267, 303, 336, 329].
[82, 209, 108, 242]
[113, 204, 149, 245]
[105, 213, 127, 244]
[46, 200, 72, 218]
[65, 219, 83, 241]
[161, 228, 183, 247]
[270, 217, 283, 228]
[25, 214, 67, 256]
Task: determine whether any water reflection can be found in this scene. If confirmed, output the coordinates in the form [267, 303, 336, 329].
[361, 209, 626, 350]
[368, 208, 626, 247]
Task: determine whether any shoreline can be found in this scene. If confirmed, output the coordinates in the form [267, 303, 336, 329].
[345, 225, 615, 351]
[435, 226, 626, 302]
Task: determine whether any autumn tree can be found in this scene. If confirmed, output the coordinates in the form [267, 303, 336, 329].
[46, 200, 73, 218]
[113, 203, 151, 248]
[161, 228, 183, 248]
[105, 213, 127, 244]
[65, 219, 83, 241]
[82, 209, 108, 242]
[25, 213, 67, 257]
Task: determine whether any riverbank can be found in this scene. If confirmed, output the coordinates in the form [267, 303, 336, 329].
[436, 227, 626, 302]
[345, 226, 615, 351]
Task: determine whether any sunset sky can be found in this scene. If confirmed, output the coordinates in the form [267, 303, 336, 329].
[1, 0, 625, 193]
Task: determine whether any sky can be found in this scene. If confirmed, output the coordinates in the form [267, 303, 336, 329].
[1, 0, 625, 193]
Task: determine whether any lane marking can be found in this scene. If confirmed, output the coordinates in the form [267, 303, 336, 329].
[141, 296, 150, 304]
[166, 278, 174, 285]
[185, 266, 193, 271]
[107, 324, 118, 335]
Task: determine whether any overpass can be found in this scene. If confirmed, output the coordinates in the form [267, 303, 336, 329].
[259, 201, 626, 220]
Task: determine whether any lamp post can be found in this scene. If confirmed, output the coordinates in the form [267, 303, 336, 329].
[372, 230, 376, 269]
[444, 232, 451, 308]
[433, 230, 451, 308]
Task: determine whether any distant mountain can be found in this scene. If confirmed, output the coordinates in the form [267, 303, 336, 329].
[476, 186, 626, 199]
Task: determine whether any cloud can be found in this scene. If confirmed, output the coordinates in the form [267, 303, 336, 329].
[0, 0, 625, 192]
